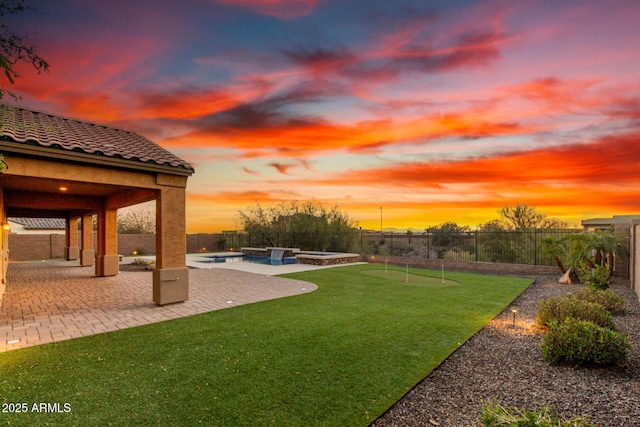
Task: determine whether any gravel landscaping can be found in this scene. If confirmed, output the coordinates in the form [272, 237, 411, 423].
[371, 276, 640, 427]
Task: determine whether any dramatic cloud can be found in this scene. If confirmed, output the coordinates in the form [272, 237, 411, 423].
[8, 0, 640, 231]
[329, 132, 640, 188]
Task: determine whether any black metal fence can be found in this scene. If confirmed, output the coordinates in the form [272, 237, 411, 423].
[224, 229, 582, 266]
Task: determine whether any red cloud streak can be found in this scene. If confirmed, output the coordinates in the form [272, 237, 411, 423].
[323, 133, 640, 188]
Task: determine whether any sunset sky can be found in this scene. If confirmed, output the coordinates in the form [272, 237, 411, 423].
[5, 0, 640, 232]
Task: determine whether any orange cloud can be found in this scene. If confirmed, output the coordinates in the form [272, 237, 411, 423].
[188, 189, 301, 206]
[133, 80, 273, 121]
[320, 132, 640, 189]
[242, 167, 262, 176]
[13, 36, 168, 122]
[268, 162, 295, 174]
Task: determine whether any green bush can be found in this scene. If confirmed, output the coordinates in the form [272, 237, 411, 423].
[572, 288, 626, 315]
[575, 261, 610, 290]
[540, 318, 632, 367]
[536, 297, 615, 329]
[480, 400, 597, 426]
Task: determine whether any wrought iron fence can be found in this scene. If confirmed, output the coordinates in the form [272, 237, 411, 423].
[225, 229, 582, 266]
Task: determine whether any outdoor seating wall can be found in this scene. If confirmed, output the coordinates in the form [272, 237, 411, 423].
[362, 255, 559, 278]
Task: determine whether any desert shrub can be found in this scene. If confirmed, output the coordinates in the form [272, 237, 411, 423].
[574, 261, 610, 290]
[572, 288, 626, 315]
[540, 318, 632, 367]
[536, 297, 615, 329]
[480, 400, 596, 426]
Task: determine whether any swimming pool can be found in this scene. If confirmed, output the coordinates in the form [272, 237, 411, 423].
[201, 254, 298, 266]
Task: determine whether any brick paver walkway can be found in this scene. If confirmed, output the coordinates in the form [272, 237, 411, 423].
[0, 261, 316, 353]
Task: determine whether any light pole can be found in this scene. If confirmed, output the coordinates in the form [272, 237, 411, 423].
[380, 206, 383, 238]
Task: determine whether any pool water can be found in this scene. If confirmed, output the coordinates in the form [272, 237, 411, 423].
[201, 254, 297, 266]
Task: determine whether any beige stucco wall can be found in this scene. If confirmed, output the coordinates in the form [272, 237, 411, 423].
[632, 223, 640, 301]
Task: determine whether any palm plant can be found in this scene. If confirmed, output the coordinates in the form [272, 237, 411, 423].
[567, 233, 595, 269]
[588, 230, 629, 277]
[540, 236, 567, 274]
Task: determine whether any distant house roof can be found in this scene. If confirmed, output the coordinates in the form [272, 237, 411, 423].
[9, 217, 66, 230]
[581, 215, 640, 229]
[0, 104, 194, 174]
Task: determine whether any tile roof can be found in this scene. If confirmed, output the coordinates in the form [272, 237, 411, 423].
[9, 217, 66, 230]
[0, 104, 194, 173]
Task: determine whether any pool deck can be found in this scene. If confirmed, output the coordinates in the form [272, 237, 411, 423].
[0, 257, 362, 353]
[130, 252, 363, 275]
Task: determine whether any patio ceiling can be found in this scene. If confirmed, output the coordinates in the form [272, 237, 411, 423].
[0, 174, 156, 218]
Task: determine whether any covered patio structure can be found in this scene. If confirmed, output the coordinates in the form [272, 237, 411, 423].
[0, 103, 194, 306]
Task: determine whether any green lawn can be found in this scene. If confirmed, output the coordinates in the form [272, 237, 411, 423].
[0, 264, 530, 426]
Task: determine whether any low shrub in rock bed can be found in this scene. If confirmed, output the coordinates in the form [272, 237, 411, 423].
[480, 401, 597, 426]
[575, 261, 610, 290]
[540, 318, 632, 367]
[571, 288, 626, 315]
[536, 297, 616, 330]
[131, 258, 155, 266]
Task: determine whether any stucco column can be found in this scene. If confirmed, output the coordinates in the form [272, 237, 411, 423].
[153, 186, 189, 305]
[80, 213, 95, 266]
[0, 188, 7, 304]
[95, 208, 119, 276]
[64, 217, 80, 260]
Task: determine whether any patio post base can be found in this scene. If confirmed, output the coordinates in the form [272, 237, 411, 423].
[96, 254, 119, 276]
[81, 249, 95, 266]
[64, 246, 80, 261]
[153, 267, 189, 305]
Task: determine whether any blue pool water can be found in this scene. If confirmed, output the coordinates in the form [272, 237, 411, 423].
[201, 254, 297, 266]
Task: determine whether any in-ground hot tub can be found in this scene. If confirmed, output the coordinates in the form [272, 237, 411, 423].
[294, 251, 361, 266]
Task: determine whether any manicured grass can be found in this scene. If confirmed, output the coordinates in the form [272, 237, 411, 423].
[0, 264, 530, 426]
[359, 268, 460, 287]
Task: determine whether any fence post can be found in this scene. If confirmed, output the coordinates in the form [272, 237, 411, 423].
[475, 230, 478, 261]
[532, 228, 535, 265]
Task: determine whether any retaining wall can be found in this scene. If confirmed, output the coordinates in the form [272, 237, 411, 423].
[298, 254, 360, 266]
[7, 234, 66, 261]
[361, 254, 559, 277]
[8, 233, 227, 261]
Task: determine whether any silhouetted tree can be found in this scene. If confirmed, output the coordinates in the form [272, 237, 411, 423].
[480, 204, 569, 264]
[428, 222, 471, 259]
[118, 205, 155, 234]
[497, 203, 567, 231]
[238, 200, 358, 251]
[0, 0, 49, 99]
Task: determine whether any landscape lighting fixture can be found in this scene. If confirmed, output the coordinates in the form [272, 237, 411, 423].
[512, 309, 517, 327]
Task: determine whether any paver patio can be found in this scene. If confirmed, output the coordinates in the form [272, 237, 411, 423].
[0, 260, 318, 353]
